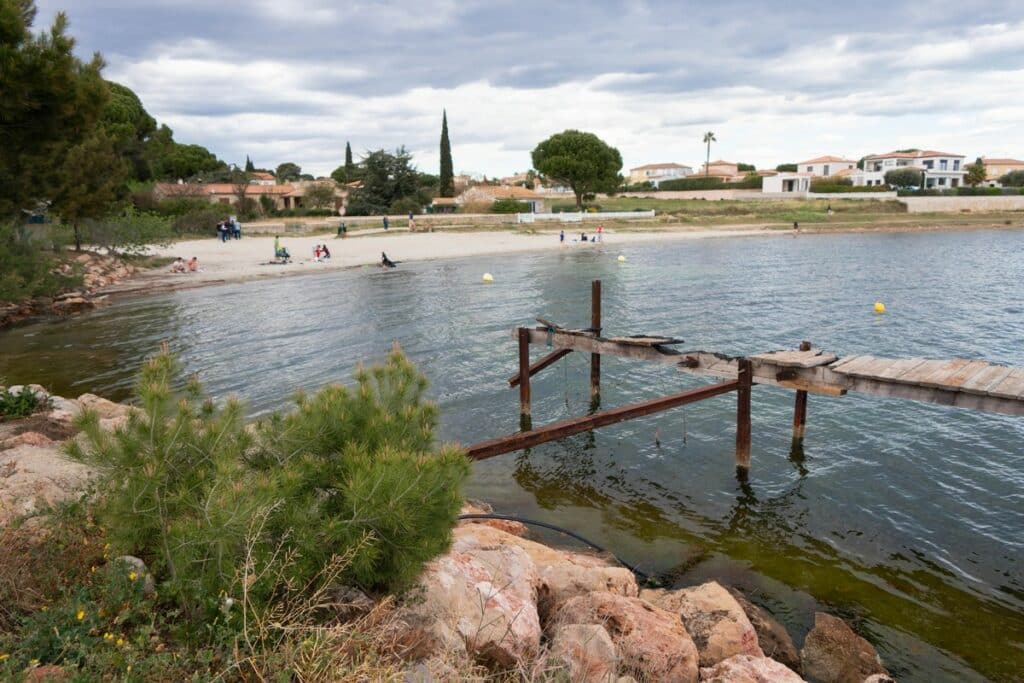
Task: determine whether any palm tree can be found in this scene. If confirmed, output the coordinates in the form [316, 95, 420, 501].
[703, 131, 717, 177]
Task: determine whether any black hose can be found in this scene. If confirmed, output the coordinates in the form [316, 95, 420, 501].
[458, 513, 655, 584]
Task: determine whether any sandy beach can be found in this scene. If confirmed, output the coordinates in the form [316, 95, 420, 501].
[112, 227, 768, 295]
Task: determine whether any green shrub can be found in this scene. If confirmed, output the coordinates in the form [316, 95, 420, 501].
[999, 170, 1024, 187]
[388, 197, 423, 216]
[491, 198, 530, 213]
[658, 176, 727, 191]
[0, 223, 82, 304]
[733, 173, 763, 189]
[955, 186, 1003, 196]
[251, 349, 469, 592]
[67, 345, 469, 635]
[170, 207, 228, 236]
[0, 387, 45, 418]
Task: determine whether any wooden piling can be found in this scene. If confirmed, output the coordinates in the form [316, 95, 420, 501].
[791, 341, 811, 450]
[590, 280, 602, 400]
[518, 327, 531, 420]
[736, 358, 753, 470]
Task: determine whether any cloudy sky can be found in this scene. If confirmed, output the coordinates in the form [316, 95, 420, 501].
[36, 0, 1024, 178]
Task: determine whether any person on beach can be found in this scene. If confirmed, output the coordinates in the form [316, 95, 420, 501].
[274, 235, 291, 261]
[187, 257, 199, 272]
[597, 224, 603, 242]
[383, 216, 389, 230]
[381, 252, 397, 268]
[321, 244, 331, 259]
[170, 257, 186, 273]
[580, 232, 587, 243]
[313, 245, 322, 263]
[230, 216, 241, 239]
[408, 213, 416, 231]
[217, 221, 228, 242]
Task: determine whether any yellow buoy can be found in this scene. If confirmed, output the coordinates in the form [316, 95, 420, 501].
[874, 301, 886, 314]
[482, 273, 494, 283]
[617, 255, 626, 262]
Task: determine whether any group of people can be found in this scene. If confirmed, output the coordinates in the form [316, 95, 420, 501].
[217, 217, 241, 242]
[560, 225, 604, 244]
[170, 257, 200, 273]
[312, 244, 332, 262]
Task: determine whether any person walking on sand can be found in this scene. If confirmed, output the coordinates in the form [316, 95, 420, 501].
[383, 215, 389, 231]
[560, 229, 565, 245]
[597, 224, 604, 242]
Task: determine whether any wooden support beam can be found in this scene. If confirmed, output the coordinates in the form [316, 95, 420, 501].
[467, 379, 741, 461]
[736, 358, 753, 470]
[792, 340, 810, 449]
[591, 280, 602, 400]
[518, 327, 531, 419]
[508, 349, 572, 387]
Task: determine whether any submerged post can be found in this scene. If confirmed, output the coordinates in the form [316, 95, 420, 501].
[518, 327, 531, 425]
[791, 340, 811, 452]
[736, 358, 753, 471]
[590, 280, 602, 403]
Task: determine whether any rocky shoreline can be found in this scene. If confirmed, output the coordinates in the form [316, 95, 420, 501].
[0, 252, 138, 330]
[0, 386, 894, 682]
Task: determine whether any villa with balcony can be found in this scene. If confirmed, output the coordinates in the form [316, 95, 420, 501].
[851, 150, 966, 188]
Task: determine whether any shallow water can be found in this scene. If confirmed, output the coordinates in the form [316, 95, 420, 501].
[2, 230, 1022, 681]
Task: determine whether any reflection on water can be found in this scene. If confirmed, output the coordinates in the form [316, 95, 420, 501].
[2, 230, 1022, 681]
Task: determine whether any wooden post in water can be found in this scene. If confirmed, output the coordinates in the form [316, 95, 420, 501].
[736, 358, 753, 471]
[791, 340, 811, 452]
[518, 327, 531, 426]
[590, 280, 602, 403]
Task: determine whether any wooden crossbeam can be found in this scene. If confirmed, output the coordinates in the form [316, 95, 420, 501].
[466, 379, 741, 461]
[508, 349, 572, 387]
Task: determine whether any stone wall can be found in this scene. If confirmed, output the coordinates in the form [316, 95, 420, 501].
[901, 195, 1024, 213]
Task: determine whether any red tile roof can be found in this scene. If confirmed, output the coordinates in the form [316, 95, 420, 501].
[798, 155, 856, 164]
[631, 163, 690, 171]
[865, 150, 964, 160]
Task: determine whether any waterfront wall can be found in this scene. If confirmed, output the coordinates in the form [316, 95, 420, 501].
[900, 196, 1024, 213]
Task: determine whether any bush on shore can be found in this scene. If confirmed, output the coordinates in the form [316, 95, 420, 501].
[65, 345, 469, 632]
[0, 223, 83, 304]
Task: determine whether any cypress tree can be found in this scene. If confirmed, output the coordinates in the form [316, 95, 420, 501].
[244, 155, 254, 172]
[344, 141, 354, 178]
[439, 110, 454, 197]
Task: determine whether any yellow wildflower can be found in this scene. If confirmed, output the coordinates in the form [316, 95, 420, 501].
[103, 632, 114, 641]
[40, 606, 48, 612]
[91, 566, 97, 573]
[29, 659, 39, 666]
[76, 609, 85, 621]
[0, 653, 9, 661]
[128, 571, 138, 581]
[127, 665, 132, 673]
[116, 638, 124, 647]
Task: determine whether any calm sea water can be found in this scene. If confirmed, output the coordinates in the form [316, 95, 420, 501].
[2, 230, 1022, 681]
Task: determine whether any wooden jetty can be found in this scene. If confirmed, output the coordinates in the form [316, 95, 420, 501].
[468, 280, 1024, 470]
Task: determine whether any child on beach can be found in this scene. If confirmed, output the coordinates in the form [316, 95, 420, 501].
[170, 257, 186, 273]
[187, 257, 199, 272]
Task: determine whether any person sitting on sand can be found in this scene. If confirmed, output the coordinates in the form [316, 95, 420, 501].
[313, 244, 322, 263]
[321, 244, 331, 259]
[187, 257, 199, 272]
[274, 235, 291, 261]
[170, 257, 186, 273]
[381, 252, 397, 268]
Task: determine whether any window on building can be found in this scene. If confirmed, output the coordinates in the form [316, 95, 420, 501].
[806, 166, 813, 172]
[923, 161, 934, 169]
[953, 160, 960, 170]
[938, 178, 946, 186]
[824, 165, 830, 176]
[940, 159, 948, 170]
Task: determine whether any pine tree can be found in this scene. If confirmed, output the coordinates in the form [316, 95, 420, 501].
[244, 155, 254, 172]
[439, 110, 454, 197]
[344, 141, 354, 180]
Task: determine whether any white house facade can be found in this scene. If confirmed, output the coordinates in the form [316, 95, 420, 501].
[762, 172, 812, 194]
[797, 155, 856, 177]
[852, 150, 966, 188]
[628, 163, 693, 187]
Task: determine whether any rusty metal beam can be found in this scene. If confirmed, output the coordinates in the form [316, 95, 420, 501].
[508, 349, 573, 387]
[466, 379, 740, 461]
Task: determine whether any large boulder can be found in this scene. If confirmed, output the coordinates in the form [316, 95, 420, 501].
[725, 587, 800, 672]
[553, 591, 699, 683]
[642, 582, 763, 667]
[699, 654, 804, 682]
[0, 444, 94, 523]
[453, 525, 638, 619]
[395, 541, 541, 668]
[799, 613, 887, 683]
[549, 623, 619, 682]
[76, 393, 130, 420]
[459, 500, 528, 536]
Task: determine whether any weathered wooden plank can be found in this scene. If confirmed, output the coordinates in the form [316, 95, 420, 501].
[750, 349, 837, 368]
[776, 378, 847, 397]
[608, 336, 685, 346]
[841, 357, 901, 379]
[828, 355, 865, 371]
[913, 359, 974, 389]
[467, 379, 741, 460]
[844, 375, 1024, 417]
[988, 369, 1024, 400]
[889, 359, 949, 386]
[874, 357, 929, 380]
[924, 360, 990, 390]
[960, 364, 1014, 395]
[830, 355, 881, 376]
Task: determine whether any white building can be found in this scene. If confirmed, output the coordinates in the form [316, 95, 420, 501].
[852, 150, 966, 188]
[797, 155, 856, 177]
[762, 172, 813, 194]
[628, 163, 693, 187]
